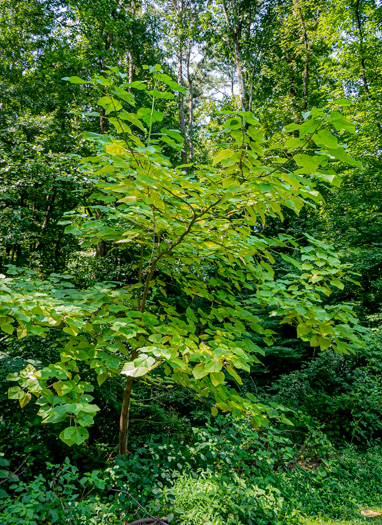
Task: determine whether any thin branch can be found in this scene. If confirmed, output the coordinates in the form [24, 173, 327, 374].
[137, 244, 143, 310]
[0, 455, 30, 485]
[109, 488, 168, 524]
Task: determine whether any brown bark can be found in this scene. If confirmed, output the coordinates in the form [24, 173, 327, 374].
[119, 375, 134, 455]
[100, 107, 107, 134]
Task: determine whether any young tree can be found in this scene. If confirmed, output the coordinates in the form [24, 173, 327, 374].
[1, 66, 366, 454]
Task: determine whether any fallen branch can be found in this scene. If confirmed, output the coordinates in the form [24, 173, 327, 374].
[125, 519, 169, 525]
[109, 487, 168, 525]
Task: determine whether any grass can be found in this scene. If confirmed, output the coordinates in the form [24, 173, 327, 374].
[302, 515, 382, 525]
[278, 445, 382, 524]
[157, 445, 382, 524]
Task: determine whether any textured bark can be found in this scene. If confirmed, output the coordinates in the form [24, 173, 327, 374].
[119, 376, 134, 455]
[100, 107, 107, 134]
[128, 50, 135, 85]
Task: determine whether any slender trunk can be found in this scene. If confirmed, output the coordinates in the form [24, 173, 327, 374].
[248, 62, 256, 113]
[296, 2, 320, 111]
[37, 189, 57, 250]
[41, 190, 57, 231]
[128, 50, 134, 91]
[221, 0, 248, 111]
[285, 51, 296, 98]
[188, 83, 194, 162]
[354, 1, 382, 132]
[233, 38, 248, 111]
[177, 51, 188, 164]
[54, 236, 61, 269]
[100, 107, 107, 134]
[96, 241, 106, 257]
[95, 208, 106, 257]
[186, 42, 194, 162]
[302, 60, 309, 110]
[15, 245, 22, 266]
[99, 31, 111, 133]
[119, 376, 134, 455]
[297, 3, 310, 110]
[96, 32, 111, 257]
[355, 0, 370, 94]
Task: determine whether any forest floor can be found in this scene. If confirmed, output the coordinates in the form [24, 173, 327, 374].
[282, 447, 382, 525]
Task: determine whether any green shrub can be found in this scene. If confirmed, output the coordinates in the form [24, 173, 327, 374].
[160, 471, 286, 525]
[269, 332, 382, 445]
[276, 445, 382, 523]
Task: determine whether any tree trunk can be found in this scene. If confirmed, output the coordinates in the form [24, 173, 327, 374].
[177, 51, 188, 164]
[302, 59, 309, 110]
[186, 41, 194, 162]
[95, 208, 106, 257]
[37, 189, 57, 250]
[233, 37, 248, 111]
[296, 1, 320, 111]
[297, 3, 310, 110]
[248, 62, 256, 113]
[354, 0, 370, 94]
[285, 50, 296, 98]
[119, 376, 134, 454]
[41, 189, 57, 231]
[99, 31, 111, 133]
[100, 107, 108, 134]
[188, 83, 194, 162]
[128, 49, 135, 91]
[221, 0, 248, 111]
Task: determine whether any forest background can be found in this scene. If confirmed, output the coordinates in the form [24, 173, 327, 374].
[1, 0, 382, 524]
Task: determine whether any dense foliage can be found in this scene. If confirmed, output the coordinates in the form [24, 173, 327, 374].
[1, 1, 382, 524]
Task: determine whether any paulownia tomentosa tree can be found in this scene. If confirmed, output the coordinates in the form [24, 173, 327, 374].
[1, 65, 366, 454]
